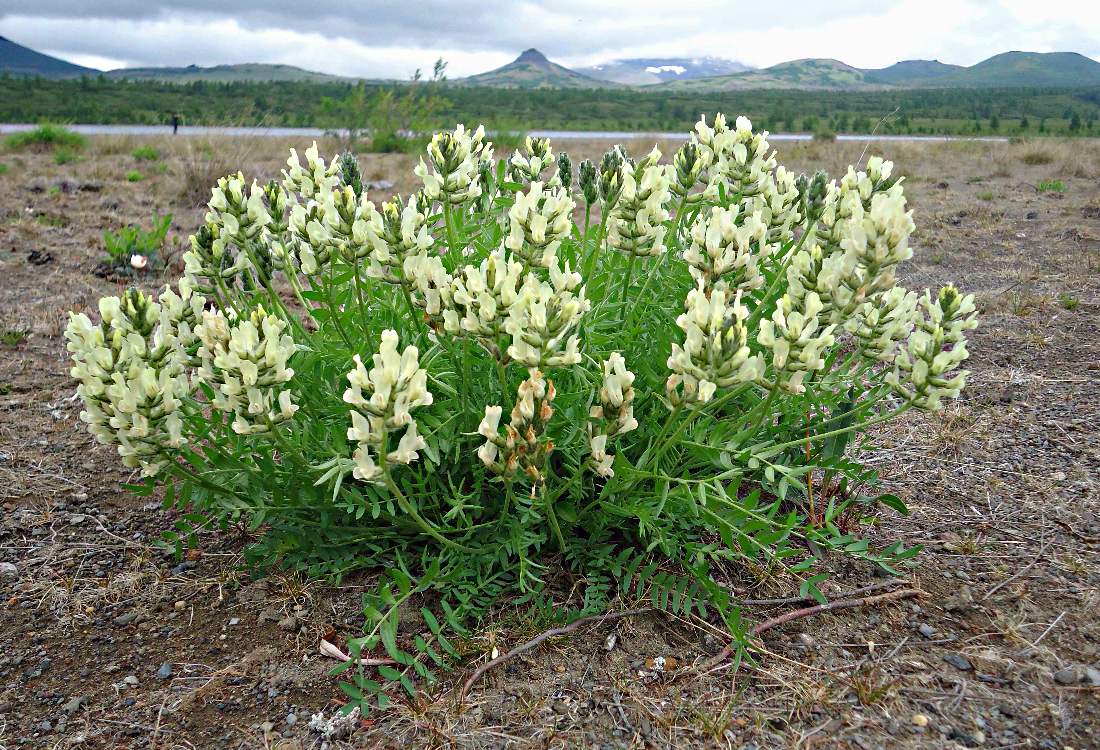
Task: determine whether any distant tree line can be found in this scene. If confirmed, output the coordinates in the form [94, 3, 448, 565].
[1, 73, 1097, 137]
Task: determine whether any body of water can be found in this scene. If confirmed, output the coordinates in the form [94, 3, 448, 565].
[0, 123, 1011, 143]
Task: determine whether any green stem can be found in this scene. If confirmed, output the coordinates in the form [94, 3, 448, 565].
[540, 485, 567, 553]
[381, 461, 474, 553]
[620, 252, 638, 311]
[754, 404, 911, 456]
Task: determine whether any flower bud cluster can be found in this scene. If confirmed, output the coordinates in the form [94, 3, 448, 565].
[508, 136, 555, 185]
[587, 353, 638, 477]
[477, 370, 556, 484]
[66, 288, 196, 476]
[606, 148, 672, 258]
[415, 124, 493, 206]
[343, 330, 433, 482]
[578, 159, 598, 206]
[556, 152, 573, 192]
[504, 181, 575, 269]
[670, 141, 714, 207]
[887, 285, 977, 410]
[667, 283, 765, 404]
[504, 260, 589, 369]
[195, 306, 298, 436]
[683, 205, 769, 293]
[598, 146, 630, 212]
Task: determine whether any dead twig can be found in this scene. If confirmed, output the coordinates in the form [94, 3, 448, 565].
[459, 607, 651, 699]
[698, 587, 923, 673]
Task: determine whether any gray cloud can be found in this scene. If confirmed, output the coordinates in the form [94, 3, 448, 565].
[2, 1, 1097, 78]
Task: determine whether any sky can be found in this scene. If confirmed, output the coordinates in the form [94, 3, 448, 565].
[2, 1, 1099, 79]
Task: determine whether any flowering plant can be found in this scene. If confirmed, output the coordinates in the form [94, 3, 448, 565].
[67, 118, 975, 710]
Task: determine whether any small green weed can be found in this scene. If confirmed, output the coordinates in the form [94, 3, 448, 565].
[0, 163, 9, 176]
[132, 145, 160, 162]
[0, 328, 29, 346]
[1058, 293, 1079, 310]
[977, 191, 995, 201]
[1037, 179, 1065, 193]
[126, 170, 145, 182]
[54, 148, 78, 165]
[6, 125, 86, 151]
[103, 213, 172, 270]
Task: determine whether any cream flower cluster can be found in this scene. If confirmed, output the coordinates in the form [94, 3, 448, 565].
[206, 172, 272, 247]
[504, 181, 575, 269]
[504, 260, 590, 369]
[693, 114, 776, 199]
[667, 284, 765, 404]
[832, 186, 915, 317]
[846, 286, 919, 362]
[343, 330, 432, 482]
[587, 353, 639, 477]
[477, 370, 556, 484]
[415, 124, 493, 206]
[887, 285, 977, 410]
[757, 288, 837, 394]
[683, 205, 770, 293]
[605, 147, 673, 258]
[816, 156, 897, 251]
[443, 249, 526, 342]
[282, 142, 340, 200]
[508, 136, 555, 185]
[362, 193, 434, 284]
[66, 288, 199, 476]
[750, 166, 802, 243]
[196, 307, 298, 436]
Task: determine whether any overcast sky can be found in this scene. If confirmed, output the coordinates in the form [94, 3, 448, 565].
[2, 1, 1098, 79]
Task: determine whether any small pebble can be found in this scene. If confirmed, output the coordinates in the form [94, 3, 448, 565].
[156, 662, 172, 680]
[286, 712, 298, 726]
[174, 600, 186, 610]
[918, 623, 936, 638]
[123, 675, 139, 686]
[0, 562, 17, 578]
[1053, 666, 1080, 685]
[912, 713, 929, 728]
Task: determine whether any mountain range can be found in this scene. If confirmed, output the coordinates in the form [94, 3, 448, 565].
[3, 35, 1100, 91]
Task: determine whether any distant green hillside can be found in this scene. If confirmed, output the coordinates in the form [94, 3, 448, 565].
[863, 59, 962, 85]
[929, 51, 1100, 88]
[664, 59, 880, 91]
[459, 48, 612, 89]
[105, 63, 351, 83]
[0, 35, 96, 78]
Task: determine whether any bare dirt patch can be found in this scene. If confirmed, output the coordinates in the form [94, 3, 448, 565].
[1, 136, 1098, 749]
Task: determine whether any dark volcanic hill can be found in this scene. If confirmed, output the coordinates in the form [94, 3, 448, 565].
[0, 35, 96, 78]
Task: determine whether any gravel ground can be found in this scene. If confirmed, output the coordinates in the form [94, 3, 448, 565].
[0, 134, 1097, 749]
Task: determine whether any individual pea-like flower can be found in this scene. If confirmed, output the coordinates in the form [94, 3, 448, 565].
[363, 193, 433, 284]
[587, 352, 638, 477]
[508, 136, 554, 185]
[504, 181, 575, 269]
[444, 249, 526, 343]
[342, 329, 433, 482]
[847, 285, 919, 362]
[666, 283, 765, 405]
[195, 307, 298, 436]
[887, 285, 978, 410]
[757, 288, 837, 394]
[414, 124, 493, 206]
[282, 142, 340, 200]
[477, 369, 556, 485]
[606, 147, 672, 258]
[578, 159, 598, 207]
[832, 185, 915, 318]
[504, 260, 590, 369]
[66, 289, 190, 476]
[683, 204, 769, 292]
